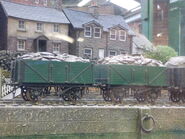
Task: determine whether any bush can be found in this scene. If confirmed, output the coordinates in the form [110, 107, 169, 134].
[144, 45, 178, 63]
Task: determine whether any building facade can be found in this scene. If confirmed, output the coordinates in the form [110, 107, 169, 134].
[0, 1, 69, 53]
[63, 8, 134, 59]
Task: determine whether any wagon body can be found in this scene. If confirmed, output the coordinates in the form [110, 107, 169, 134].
[12, 60, 93, 85]
[94, 64, 168, 87]
[168, 68, 185, 88]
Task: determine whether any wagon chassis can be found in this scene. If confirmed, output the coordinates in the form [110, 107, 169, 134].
[16, 83, 92, 102]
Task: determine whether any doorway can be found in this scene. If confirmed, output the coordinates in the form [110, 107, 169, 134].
[38, 40, 47, 52]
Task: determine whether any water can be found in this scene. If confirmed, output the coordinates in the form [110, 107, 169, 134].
[1, 131, 185, 139]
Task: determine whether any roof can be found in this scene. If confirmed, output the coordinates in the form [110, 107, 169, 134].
[63, 8, 134, 35]
[0, 1, 69, 24]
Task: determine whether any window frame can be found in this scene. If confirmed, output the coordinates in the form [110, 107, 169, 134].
[53, 43, 61, 53]
[36, 22, 43, 32]
[94, 27, 101, 38]
[109, 50, 117, 57]
[18, 20, 25, 30]
[17, 39, 26, 51]
[54, 24, 60, 32]
[119, 30, 127, 41]
[84, 48, 93, 58]
[84, 26, 92, 37]
[110, 29, 117, 40]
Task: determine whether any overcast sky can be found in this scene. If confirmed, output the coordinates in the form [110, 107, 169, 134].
[78, 0, 140, 10]
[110, 0, 140, 10]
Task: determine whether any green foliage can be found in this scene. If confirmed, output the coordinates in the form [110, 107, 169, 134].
[2, 69, 10, 78]
[144, 45, 178, 63]
[1, 69, 10, 84]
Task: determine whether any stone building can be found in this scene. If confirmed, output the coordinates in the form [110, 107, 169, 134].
[63, 8, 134, 59]
[0, 1, 69, 53]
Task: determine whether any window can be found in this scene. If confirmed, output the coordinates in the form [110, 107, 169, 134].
[84, 26, 92, 37]
[119, 30, 126, 41]
[53, 43, 61, 53]
[109, 50, 117, 57]
[84, 48, 92, 58]
[43, 0, 47, 6]
[17, 40, 26, 51]
[54, 24, 59, 32]
[110, 29, 117, 40]
[98, 49, 104, 59]
[35, 0, 39, 4]
[36, 23, 43, 32]
[94, 27, 101, 38]
[18, 20, 25, 30]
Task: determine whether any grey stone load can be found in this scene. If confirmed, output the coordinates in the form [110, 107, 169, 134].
[165, 56, 185, 68]
[18, 52, 90, 63]
[98, 54, 164, 67]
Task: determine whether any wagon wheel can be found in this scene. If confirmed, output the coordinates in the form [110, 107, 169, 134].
[41, 87, 50, 97]
[147, 90, 159, 103]
[26, 88, 41, 102]
[112, 91, 124, 103]
[21, 86, 29, 101]
[170, 90, 180, 103]
[71, 88, 83, 101]
[181, 91, 185, 103]
[102, 89, 111, 102]
[135, 92, 147, 103]
[62, 92, 71, 101]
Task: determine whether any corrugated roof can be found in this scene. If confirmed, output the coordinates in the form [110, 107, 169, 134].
[1, 1, 69, 24]
[63, 8, 134, 35]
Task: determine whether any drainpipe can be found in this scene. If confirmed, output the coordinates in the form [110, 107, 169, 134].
[106, 32, 108, 57]
[178, 8, 181, 55]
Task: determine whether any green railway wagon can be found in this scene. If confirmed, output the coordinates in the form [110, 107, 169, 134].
[12, 60, 93, 85]
[94, 64, 168, 87]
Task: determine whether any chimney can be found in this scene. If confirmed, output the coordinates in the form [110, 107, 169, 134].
[88, 1, 99, 18]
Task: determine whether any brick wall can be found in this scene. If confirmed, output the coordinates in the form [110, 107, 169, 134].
[153, 0, 169, 46]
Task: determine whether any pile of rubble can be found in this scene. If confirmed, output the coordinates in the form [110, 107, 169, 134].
[165, 56, 185, 68]
[97, 54, 164, 67]
[18, 52, 90, 63]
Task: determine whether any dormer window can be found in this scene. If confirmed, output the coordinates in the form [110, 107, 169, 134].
[94, 27, 101, 38]
[110, 29, 117, 40]
[119, 30, 126, 41]
[84, 26, 92, 37]
[18, 20, 25, 30]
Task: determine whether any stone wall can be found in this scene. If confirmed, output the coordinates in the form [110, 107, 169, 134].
[0, 106, 139, 137]
[1, 106, 185, 138]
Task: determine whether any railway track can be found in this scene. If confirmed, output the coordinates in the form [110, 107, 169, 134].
[0, 96, 184, 107]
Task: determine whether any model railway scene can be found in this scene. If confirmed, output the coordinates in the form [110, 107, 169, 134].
[2, 52, 182, 104]
[2, 0, 185, 138]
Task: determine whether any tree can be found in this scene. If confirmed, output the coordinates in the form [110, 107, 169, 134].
[144, 45, 178, 63]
